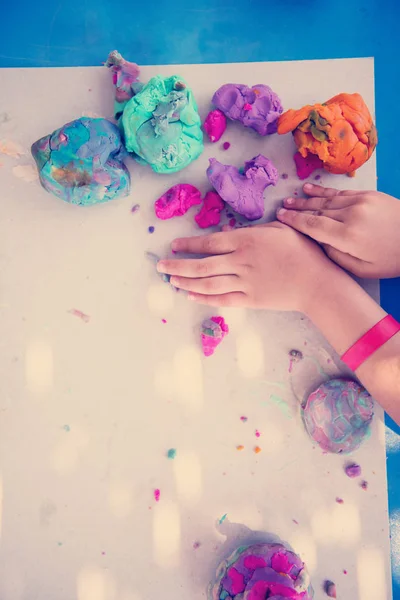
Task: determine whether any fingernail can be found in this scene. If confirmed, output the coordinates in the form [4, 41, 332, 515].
[171, 240, 179, 251]
[303, 183, 313, 191]
[285, 197, 295, 205]
[277, 208, 287, 217]
[157, 261, 167, 273]
[170, 276, 179, 286]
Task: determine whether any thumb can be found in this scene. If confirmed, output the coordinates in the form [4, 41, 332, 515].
[323, 245, 372, 277]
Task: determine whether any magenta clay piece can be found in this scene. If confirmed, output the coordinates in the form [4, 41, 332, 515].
[207, 154, 278, 220]
[212, 83, 283, 136]
[195, 191, 225, 228]
[203, 109, 227, 143]
[154, 184, 202, 219]
[201, 316, 229, 357]
[294, 151, 324, 180]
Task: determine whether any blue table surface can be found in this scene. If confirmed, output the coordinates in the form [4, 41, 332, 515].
[2, 0, 400, 596]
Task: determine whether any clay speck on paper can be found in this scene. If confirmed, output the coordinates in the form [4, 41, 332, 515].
[209, 542, 313, 600]
[201, 316, 229, 357]
[155, 184, 202, 219]
[207, 155, 278, 220]
[148, 226, 155, 234]
[121, 75, 204, 174]
[222, 141, 231, 150]
[154, 489, 161, 502]
[302, 378, 374, 454]
[203, 109, 227, 142]
[105, 50, 141, 117]
[293, 151, 324, 180]
[131, 203, 140, 214]
[212, 83, 283, 135]
[254, 446, 262, 454]
[345, 463, 362, 478]
[31, 117, 130, 206]
[167, 448, 177, 460]
[68, 308, 90, 323]
[240, 416, 248, 423]
[236, 445, 245, 451]
[278, 93, 377, 176]
[360, 480, 368, 490]
[324, 580, 337, 598]
[195, 191, 225, 228]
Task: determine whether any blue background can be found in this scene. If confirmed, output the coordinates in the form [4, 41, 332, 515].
[2, 0, 400, 596]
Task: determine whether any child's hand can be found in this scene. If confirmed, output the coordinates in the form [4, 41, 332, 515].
[157, 222, 339, 311]
[277, 183, 400, 278]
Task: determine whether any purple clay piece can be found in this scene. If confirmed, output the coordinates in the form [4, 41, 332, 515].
[148, 226, 155, 234]
[212, 83, 283, 136]
[207, 154, 278, 220]
[345, 463, 362, 478]
[324, 580, 337, 598]
[281, 173, 289, 179]
[203, 109, 227, 143]
[361, 480, 368, 490]
[222, 141, 231, 150]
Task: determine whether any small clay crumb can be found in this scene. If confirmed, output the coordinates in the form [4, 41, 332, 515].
[254, 446, 262, 454]
[161, 318, 167, 324]
[148, 226, 155, 234]
[154, 489, 160, 502]
[240, 416, 248, 423]
[193, 541, 201, 550]
[222, 141, 231, 150]
[314, 174, 321, 181]
[236, 445, 245, 451]
[166, 448, 176, 459]
[292, 519, 299, 525]
[281, 173, 289, 180]
[255, 430, 261, 438]
[360, 480, 368, 490]
[131, 203, 140, 213]
[229, 218, 236, 227]
[345, 463, 361, 478]
[289, 349, 303, 362]
[323, 580, 337, 598]
[335, 497, 344, 504]
[343, 570, 347, 575]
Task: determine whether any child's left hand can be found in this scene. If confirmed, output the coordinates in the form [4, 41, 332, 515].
[157, 222, 340, 312]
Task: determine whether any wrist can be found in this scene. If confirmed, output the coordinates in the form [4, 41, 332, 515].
[304, 265, 386, 355]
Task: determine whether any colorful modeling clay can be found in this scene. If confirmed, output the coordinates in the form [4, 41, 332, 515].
[105, 50, 141, 118]
[31, 117, 130, 206]
[212, 83, 283, 135]
[209, 542, 313, 600]
[201, 316, 229, 357]
[345, 463, 362, 478]
[278, 93, 377, 176]
[293, 152, 324, 180]
[121, 75, 204, 174]
[154, 184, 202, 219]
[207, 155, 278, 220]
[203, 109, 227, 142]
[195, 191, 225, 228]
[302, 378, 374, 454]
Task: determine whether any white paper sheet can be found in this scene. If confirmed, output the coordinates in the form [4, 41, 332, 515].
[0, 58, 391, 600]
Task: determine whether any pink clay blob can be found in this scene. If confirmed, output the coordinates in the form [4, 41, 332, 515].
[154, 184, 202, 219]
[294, 151, 323, 180]
[195, 191, 225, 228]
[201, 316, 229, 357]
[203, 109, 227, 143]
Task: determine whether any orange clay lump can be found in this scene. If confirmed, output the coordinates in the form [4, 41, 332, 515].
[277, 93, 377, 176]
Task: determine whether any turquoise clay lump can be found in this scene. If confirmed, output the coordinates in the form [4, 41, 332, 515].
[121, 75, 204, 174]
[31, 117, 130, 206]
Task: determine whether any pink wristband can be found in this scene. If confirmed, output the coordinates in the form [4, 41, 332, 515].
[341, 314, 400, 371]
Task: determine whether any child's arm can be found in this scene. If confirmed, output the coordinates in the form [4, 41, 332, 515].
[157, 223, 400, 424]
[277, 183, 400, 278]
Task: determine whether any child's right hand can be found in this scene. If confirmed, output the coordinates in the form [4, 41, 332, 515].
[276, 183, 400, 278]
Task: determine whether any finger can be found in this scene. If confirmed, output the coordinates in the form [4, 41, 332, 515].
[291, 208, 347, 223]
[284, 195, 356, 211]
[170, 275, 241, 295]
[171, 232, 236, 255]
[323, 245, 373, 278]
[158, 255, 235, 278]
[303, 183, 365, 197]
[188, 291, 247, 307]
[276, 208, 345, 246]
